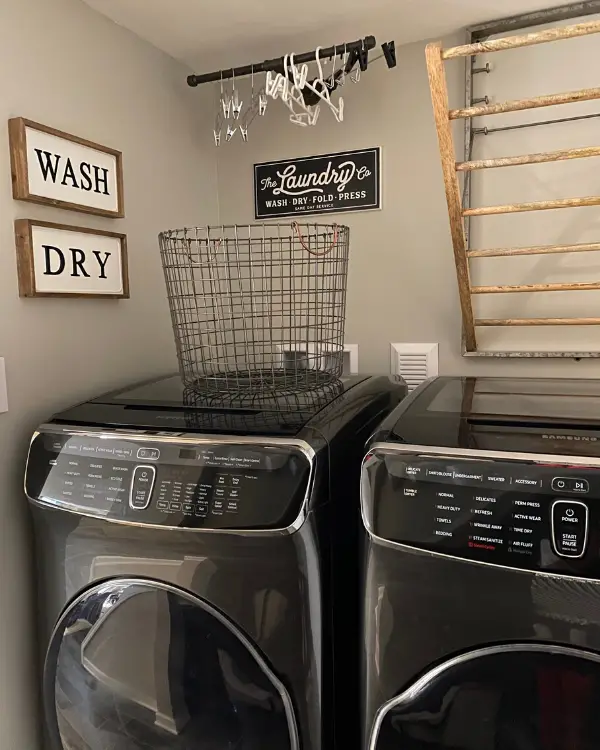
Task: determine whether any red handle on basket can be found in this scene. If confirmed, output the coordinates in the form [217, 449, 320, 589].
[292, 221, 339, 256]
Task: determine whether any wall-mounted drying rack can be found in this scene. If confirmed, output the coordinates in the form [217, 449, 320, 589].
[425, 18, 600, 358]
[189, 36, 396, 144]
[187, 37, 396, 87]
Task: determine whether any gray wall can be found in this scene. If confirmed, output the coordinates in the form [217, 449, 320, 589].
[215, 35, 600, 377]
[0, 0, 217, 746]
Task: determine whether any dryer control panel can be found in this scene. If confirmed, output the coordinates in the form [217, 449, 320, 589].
[26, 428, 312, 530]
[364, 449, 600, 577]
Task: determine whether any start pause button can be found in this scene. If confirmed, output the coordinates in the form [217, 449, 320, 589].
[551, 500, 589, 558]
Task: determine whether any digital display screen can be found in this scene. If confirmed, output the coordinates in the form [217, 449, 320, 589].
[366, 453, 600, 576]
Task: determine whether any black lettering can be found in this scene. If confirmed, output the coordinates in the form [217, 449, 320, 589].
[34, 150, 61, 183]
[42, 245, 65, 275]
[70, 248, 90, 277]
[92, 250, 111, 279]
[93, 166, 109, 195]
[80, 162, 93, 191]
[61, 158, 79, 188]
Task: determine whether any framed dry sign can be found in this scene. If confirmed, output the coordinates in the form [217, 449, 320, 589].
[9, 118, 124, 218]
[15, 219, 129, 299]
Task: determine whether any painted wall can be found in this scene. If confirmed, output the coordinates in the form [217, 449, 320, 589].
[0, 0, 217, 746]
[214, 32, 600, 377]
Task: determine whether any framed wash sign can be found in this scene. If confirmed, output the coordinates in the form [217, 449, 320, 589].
[15, 219, 129, 298]
[9, 118, 124, 218]
[254, 148, 380, 219]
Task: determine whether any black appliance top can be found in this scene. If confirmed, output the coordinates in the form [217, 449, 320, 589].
[375, 376, 600, 457]
[51, 373, 397, 438]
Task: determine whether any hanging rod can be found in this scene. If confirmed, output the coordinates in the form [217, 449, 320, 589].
[473, 111, 600, 135]
[187, 36, 378, 86]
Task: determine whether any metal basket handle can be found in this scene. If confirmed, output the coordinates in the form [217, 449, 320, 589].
[292, 221, 339, 256]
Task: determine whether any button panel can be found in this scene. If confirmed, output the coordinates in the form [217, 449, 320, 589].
[137, 447, 160, 461]
[26, 432, 311, 531]
[130, 465, 156, 510]
[551, 500, 589, 558]
[551, 477, 589, 494]
[371, 453, 600, 576]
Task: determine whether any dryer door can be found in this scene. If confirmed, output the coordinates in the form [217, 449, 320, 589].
[370, 644, 600, 750]
[45, 579, 299, 750]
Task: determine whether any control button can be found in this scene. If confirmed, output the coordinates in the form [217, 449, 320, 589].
[96, 446, 114, 456]
[129, 465, 156, 510]
[227, 488, 240, 500]
[551, 500, 589, 558]
[226, 501, 239, 513]
[230, 475, 242, 487]
[215, 475, 228, 486]
[169, 501, 182, 511]
[182, 503, 194, 514]
[156, 500, 170, 511]
[552, 477, 590, 494]
[114, 446, 133, 458]
[512, 476, 541, 489]
[195, 504, 208, 517]
[213, 488, 226, 499]
[137, 447, 160, 461]
[485, 473, 509, 486]
[212, 500, 224, 515]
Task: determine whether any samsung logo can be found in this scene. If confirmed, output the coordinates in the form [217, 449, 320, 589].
[542, 434, 597, 442]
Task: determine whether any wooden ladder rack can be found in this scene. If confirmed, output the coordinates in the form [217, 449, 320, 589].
[425, 19, 600, 353]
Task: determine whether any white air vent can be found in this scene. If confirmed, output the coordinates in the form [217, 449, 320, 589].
[390, 343, 438, 391]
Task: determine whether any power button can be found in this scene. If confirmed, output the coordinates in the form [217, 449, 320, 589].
[129, 465, 156, 510]
[551, 500, 589, 558]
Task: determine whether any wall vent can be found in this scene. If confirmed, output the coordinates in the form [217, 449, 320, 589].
[390, 343, 439, 391]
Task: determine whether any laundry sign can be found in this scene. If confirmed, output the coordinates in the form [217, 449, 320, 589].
[15, 220, 129, 298]
[9, 118, 124, 218]
[254, 148, 380, 219]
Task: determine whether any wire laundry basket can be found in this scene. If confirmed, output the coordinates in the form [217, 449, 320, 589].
[159, 222, 350, 396]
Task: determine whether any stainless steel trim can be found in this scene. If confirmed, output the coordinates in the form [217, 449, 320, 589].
[47, 578, 300, 750]
[25, 425, 316, 536]
[129, 465, 156, 511]
[367, 642, 600, 750]
[359, 442, 600, 580]
[551, 499, 589, 559]
[368, 442, 600, 468]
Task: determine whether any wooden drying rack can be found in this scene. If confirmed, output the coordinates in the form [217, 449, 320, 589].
[425, 19, 600, 354]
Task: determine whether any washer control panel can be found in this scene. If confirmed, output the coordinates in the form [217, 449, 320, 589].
[26, 429, 311, 530]
[365, 450, 600, 577]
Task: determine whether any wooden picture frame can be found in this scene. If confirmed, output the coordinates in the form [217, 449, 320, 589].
[15, 219, 129, 299]
[9, 117, 124, 218]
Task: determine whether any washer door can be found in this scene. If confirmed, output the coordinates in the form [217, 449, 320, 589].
[45, 579, 299, 750]
[370, 644, 600, 750]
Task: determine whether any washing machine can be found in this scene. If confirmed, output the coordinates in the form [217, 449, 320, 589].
[361, 376, 600, 750]
[26, 373, 405, 750]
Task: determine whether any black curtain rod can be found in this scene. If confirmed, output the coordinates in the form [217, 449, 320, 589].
[187, 35, 377, 87]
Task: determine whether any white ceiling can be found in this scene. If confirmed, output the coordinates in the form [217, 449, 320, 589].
[82, 0, 572, 72]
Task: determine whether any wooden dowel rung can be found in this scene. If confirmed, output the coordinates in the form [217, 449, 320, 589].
[464, 196, 600, 216]
[476, 317, 600, 326]
[449, 87, 600, 120]
[456, 146, 600, 171]
[443, 19, 600, 59]
[471, 282, 600, 294]
[467, 242, 600, 258]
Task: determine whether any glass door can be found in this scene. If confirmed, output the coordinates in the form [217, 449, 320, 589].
[370, 645, 600, 750]
[45, 579, 298, 750]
